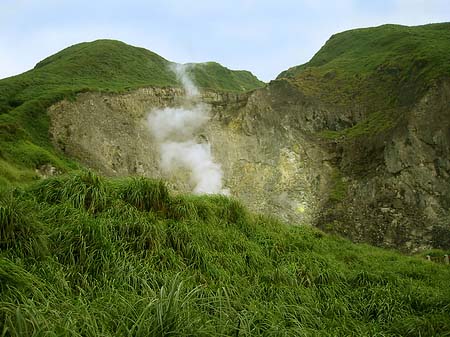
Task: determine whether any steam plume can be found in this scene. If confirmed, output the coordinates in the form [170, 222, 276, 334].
[170, 63, 199, 97]
[147, 64, 229, 195]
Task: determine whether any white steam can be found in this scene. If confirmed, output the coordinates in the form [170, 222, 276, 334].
[170, 63, 199, 98]
[147, 64, 229, 195]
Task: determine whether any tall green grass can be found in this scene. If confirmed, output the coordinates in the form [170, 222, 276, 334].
[118, 177, 169, 213]
[32, 170, 108, 213]
[1, 172, 449, 336]
[0, 190, 47, 258]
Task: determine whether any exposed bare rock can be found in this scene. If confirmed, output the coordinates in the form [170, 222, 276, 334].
[48, 79, 450, 251]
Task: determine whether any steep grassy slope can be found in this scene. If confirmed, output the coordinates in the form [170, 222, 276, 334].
[0, 40, 264, 187]
[186, 61, 264, 92]
[279, 23, 450, 83]
[278, 23, 450, 137]
[1, 171, 449, 336]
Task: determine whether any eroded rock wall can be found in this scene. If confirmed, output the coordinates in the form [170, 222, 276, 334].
[49, 86, 332, 224]
[48, 80, 450, 251]
[316, 80, 450, 251]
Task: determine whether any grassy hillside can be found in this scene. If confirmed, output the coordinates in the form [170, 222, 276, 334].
[1, 171, 449, 336]
[277, 22, 450, 138]
[0, 40, 264, 187]
[187, 61, 264, 92]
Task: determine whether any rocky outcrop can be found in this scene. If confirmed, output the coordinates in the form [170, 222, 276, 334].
[48, 79, 450, 251]
[48, 86, 332, 224]
[316, 80, 450, 251]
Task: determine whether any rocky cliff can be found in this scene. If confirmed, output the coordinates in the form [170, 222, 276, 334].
[48, 85, 333, 225]
[316, 79, 450, 251]
[48, 74, 450, 251]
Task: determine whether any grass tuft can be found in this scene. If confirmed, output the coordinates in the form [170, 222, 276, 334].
[33, 170, 107, 213]
[118, 177, 169, 213]
[0, 191, 47, 258]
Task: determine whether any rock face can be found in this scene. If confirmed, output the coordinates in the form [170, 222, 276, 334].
[315, 80, 450, 251]
[48, 79, 450, 251]
[49, 86, 332, 225]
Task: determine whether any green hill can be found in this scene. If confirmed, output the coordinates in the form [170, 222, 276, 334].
[0, 40, 264, 187]
[278, 23, 450, 82]
[277, 23, 450, 138]
[27, 39, 264, 93]
[1, 171, 449, 336]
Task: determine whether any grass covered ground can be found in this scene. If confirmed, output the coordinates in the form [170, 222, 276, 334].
[0, 39, 264, 188]
[277, 23, 450, 139]
[1, 171, 450, 336]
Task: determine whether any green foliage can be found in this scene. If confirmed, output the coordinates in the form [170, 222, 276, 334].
[0, 173, 449, 336]
[0, 258, 44, 293]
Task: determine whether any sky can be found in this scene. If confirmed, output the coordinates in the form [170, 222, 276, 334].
[1, 0, 450, 82]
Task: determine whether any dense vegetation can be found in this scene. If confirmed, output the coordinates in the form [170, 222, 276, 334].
[277, 23, 450, 139]
[1, 171, 449, 336]
[0, 39, 264, 188]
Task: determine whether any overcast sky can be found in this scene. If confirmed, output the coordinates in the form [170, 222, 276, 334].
[1, 0, 449, 82]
